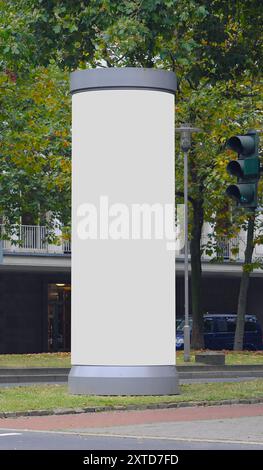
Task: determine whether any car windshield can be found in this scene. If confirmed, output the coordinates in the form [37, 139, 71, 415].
[176, 319, 193, 333]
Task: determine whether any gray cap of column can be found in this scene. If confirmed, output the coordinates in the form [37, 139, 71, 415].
[70, 67, 177, 95]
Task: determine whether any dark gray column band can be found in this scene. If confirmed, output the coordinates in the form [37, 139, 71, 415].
[70, 67, 177, 95]
[68, 365, 180, 396]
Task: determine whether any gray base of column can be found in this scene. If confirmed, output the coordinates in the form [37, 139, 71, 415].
[68, 365, 180, 396]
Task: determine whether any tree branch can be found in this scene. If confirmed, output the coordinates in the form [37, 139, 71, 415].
[176, 191, 195, 204]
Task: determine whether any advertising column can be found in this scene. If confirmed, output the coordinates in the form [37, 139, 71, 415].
[69, 67, 179, 395]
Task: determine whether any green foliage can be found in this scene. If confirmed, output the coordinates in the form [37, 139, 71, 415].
[189, 0, 262, 83]
[0, 0, 105, 71]
[0, 0, 35, 72]
[243, 260, 263, 274]
[175, 72, 263, 225]
[2, 1, 261, 79]
[0, 0, 262, 258]
[0, 64, 71, 236]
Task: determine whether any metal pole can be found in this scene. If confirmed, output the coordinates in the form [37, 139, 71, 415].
[183, 150, 190, 362]
[175, 124, 201, 363]
[0, 240, 3, 264]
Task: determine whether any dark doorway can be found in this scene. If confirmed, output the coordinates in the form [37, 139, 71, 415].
[48, 283, 71, 352]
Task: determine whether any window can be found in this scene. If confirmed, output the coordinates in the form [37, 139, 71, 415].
[204, 319, 213, 333]
[48, 283, 71, 352]
[245, 320, 257, 332]
[226, 318, 236, 333]
[216, 319, 228, 332]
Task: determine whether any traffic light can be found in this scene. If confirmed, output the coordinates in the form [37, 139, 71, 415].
[226, 130, 260, 209]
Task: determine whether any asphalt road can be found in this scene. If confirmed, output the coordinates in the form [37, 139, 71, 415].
[0, 429, 262, 450]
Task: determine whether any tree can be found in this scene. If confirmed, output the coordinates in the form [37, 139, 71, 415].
[0, 64, 71, 240]
[174, 74, 263, 348]
[1, 1, 262, 346]
[209, 72, 263, 351]
[0, 0, 108, 72]
[234, 215, 255, 350]
[1, 1, 209, 72]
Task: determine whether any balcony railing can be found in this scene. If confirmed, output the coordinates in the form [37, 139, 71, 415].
[0, 224, 262, 262]
[201, 236, 241, 261]
[177, 235, 263, 262]
[0, 225, 71, 255]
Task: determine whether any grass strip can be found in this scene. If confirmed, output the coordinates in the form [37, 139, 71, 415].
[1, 351, 263, 368]
[0, 380, 263, 413]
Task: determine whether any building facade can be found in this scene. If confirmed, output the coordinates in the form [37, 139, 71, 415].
[0, 225, 71, 354]
[0, 223, 263, 353]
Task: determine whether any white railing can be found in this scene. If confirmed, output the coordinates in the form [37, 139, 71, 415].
[177, 236, 243, 261]
[0, 225, 261, 261]
[201, 236, 241, 261]
[0, 225, 71, 254]
[62, 238, 71, 253]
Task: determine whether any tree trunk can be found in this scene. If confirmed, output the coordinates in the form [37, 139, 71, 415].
[234, 214, 255, 351]
[190, 199, 204, 349]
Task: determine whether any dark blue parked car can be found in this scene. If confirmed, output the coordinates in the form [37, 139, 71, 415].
[176, 314, 263, 351]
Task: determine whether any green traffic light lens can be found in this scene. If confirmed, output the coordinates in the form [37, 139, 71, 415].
[227, 160, 243, 178]
[226, 183, 256, 205]
[226, 185, 241, 201]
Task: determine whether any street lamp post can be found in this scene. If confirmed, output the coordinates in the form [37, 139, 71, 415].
[175, 124, 201, 362]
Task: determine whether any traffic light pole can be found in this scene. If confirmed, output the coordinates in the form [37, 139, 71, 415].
[175, 125, 201, 363]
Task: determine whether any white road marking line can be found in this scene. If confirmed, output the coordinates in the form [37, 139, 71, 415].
[0, 433, 21, 437]
[61, 432, 263, 446]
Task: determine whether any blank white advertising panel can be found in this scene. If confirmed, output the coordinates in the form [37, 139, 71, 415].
[69, 68, 179, 395]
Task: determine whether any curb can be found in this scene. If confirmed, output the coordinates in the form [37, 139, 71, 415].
[1, 397, 263, 419]
[177, 364, 263, 371]
[2, 365, 263, 384]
